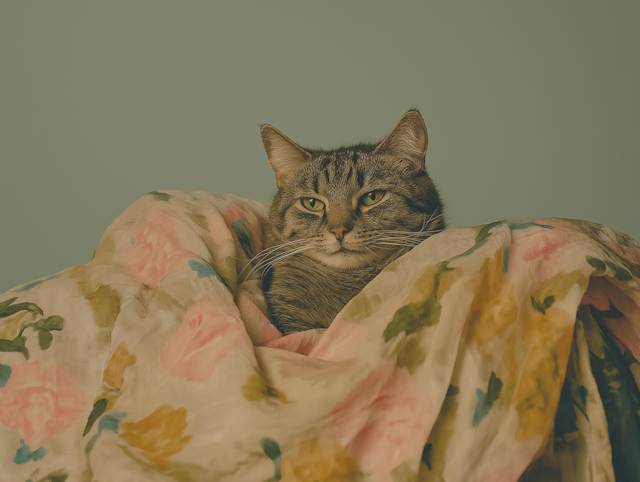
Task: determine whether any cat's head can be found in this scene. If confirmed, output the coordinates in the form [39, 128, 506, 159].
[261, 110, 444, 270]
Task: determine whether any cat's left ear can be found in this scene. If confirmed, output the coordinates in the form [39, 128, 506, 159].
[373, 110, 428, 175]
[261, 125, 312, 189]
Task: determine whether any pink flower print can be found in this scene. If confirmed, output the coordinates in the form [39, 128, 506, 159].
[308, 317, 365, 362]
[263, 330, 323, 355]
[509, 226, 571, 282]
[128, 210, 192, 288]
[0, 361, 87, 448]
[207, 216, 235, 247]
[160, 300, 247, 382]
[222, 204, 263, 252]
[602, 239, 640, 265]
[331, 365, 434, 482]
[236, 288, 282, 346]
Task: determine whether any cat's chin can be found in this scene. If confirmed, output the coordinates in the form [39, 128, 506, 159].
[307, 250, 377, 270]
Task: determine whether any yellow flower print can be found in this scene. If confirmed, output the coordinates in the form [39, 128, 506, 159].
[103, 342, 136, 389]
[86, 284, 121, 328]
[464, 250, 518, 348]
[241, 372, 288, 404]
[119, 404, 192, 466]
[514, 306, 574, 440]
[280, 438, 359, 482]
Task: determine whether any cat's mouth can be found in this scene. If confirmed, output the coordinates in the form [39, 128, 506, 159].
[325, 242, 368, 255]
[331, 246, 361, 254]
[308, 244, 377, 269]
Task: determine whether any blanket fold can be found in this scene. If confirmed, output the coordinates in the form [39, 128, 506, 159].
[1, 191, 639, 482]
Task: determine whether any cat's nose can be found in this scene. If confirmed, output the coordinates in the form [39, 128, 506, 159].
[331, 227, 349, 240]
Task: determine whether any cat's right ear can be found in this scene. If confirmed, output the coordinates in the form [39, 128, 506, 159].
[373, 110, 429, 176]
[260, 125, 311, 189]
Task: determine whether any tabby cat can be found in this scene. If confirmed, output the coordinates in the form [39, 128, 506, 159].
[259, 110, 445, 335]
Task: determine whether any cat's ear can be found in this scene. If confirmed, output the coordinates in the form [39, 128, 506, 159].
[261, 125, 312, 189]
[373, 110, 428, 175]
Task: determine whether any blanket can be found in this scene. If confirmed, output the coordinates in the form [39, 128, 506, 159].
[1, 191, 639, 482]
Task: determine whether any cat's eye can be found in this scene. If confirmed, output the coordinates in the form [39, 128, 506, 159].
[301, 197, 325, 212]
[361, 190, 386, 206]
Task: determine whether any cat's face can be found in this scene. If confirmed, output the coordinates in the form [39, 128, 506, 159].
[262, 111, 444, 270]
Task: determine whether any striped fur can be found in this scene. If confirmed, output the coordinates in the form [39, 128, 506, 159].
[259, 110, 445, 334]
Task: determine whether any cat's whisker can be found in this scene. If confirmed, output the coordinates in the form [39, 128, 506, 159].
[252, 242, 316, 271]
[259, 245, 315, 276]
[260, 236, 318, 254]
[413, 210, 443, 235]
[238, 236, 318, 278]
[378, 229, 443, 236]
[374, 241, 425, 248]
[261, 110, 445, 334]
[251, 237, 313, 262]
[375, 233, 431, 241]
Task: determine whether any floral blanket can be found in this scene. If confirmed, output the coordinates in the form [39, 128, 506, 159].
[1, 191, 639, 482]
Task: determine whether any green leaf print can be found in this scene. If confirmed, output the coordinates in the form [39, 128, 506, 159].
[587, 255, 636, 281]
[421, 443, 433, 470]
[0, 336, 29, 359]
[30, 470, 69, 482]
[580, 306, 640, 481]
[472, 371, 503, 427]
[14, 439, 47, 465]
[260, 438, 282, 481]
[0, 297, 43, 319]
[383, 262, 452, 342]
[554, 379, 579, 443]
[586, 256, 606, 272]
[0, 363, 11, 387]
[231, 219, 255, 259]
[575, 385, 589, 421]
[475, 221, 505, 245]
[83, 398, 109, 436]
[15, 273, 62, 293]
[605, 261, 632, 281]
[147, 191, 172, 202]
[531, 296, 555, 315]
[188, 260, 225, 285]
[85, 413, 126, 454]
[384, 305, 424, 341]
[396, 336, 426, 373]
[459, 221, 554, 260]
[35, 315, 64, 331]
[0, 299, 64, 360]
[38, 330, 53, 350]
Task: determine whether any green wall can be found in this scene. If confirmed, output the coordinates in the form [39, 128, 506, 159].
[1, 2, 638, 293]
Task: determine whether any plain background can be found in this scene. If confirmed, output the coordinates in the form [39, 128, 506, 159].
[1, 2, 638, 293]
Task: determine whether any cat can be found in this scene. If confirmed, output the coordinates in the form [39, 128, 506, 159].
[258, 110, 445, 335]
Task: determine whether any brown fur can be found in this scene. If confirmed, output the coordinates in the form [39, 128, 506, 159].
[260, 110, 445, 334]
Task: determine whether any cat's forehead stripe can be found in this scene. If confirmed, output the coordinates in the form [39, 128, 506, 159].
[345, 165, 353, 184]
